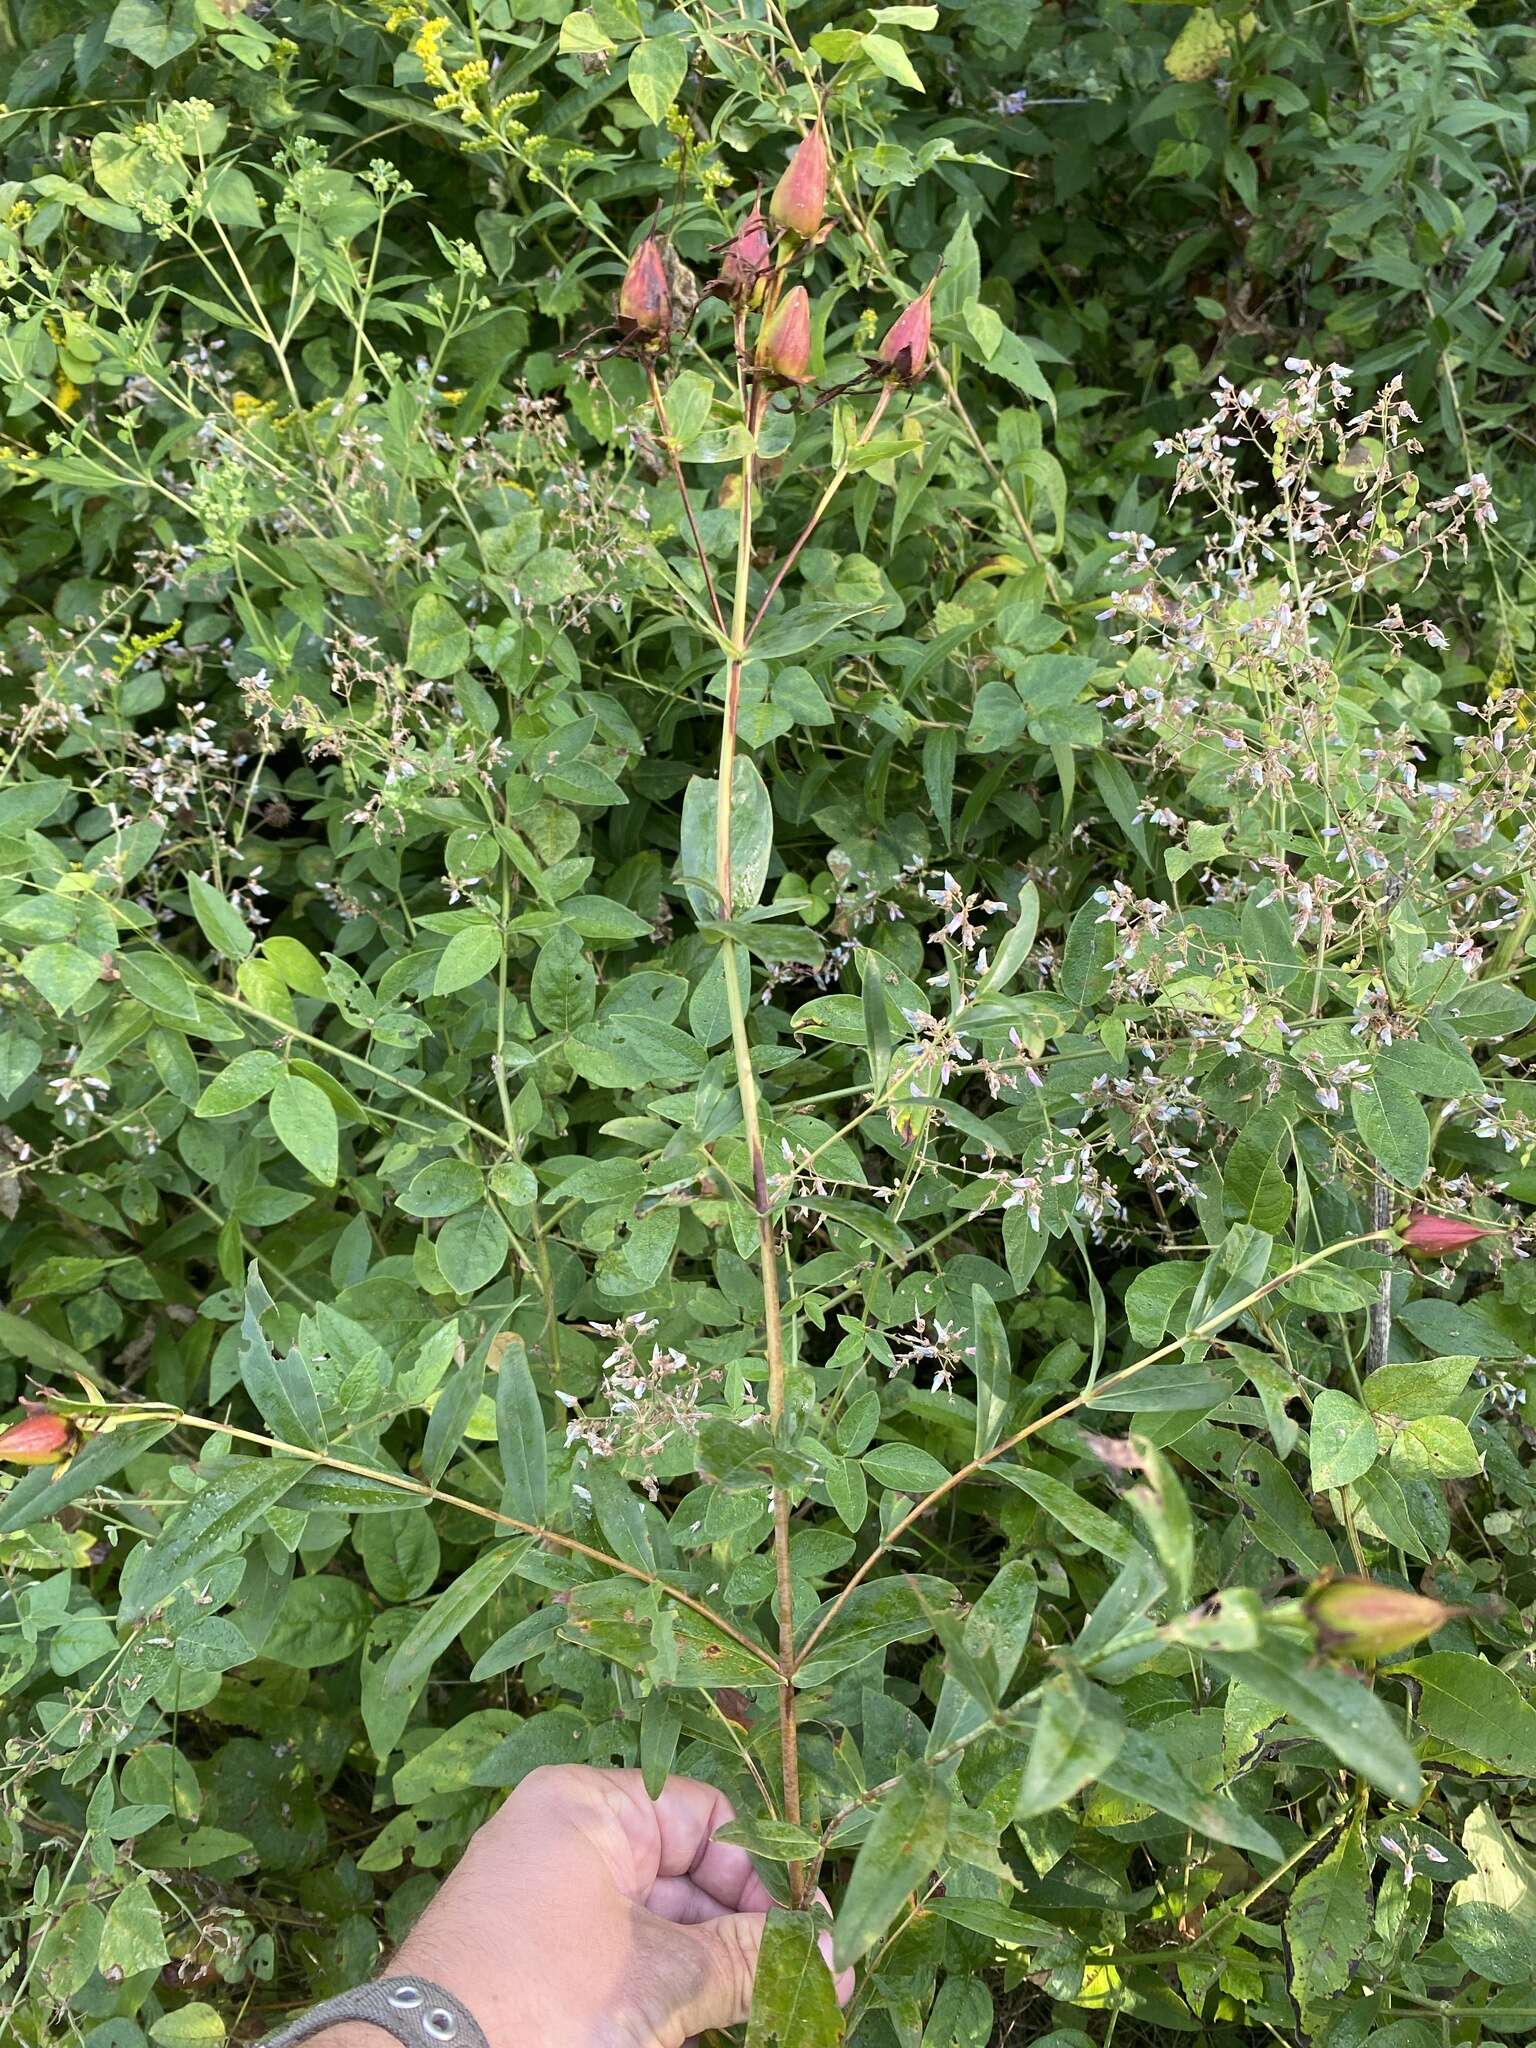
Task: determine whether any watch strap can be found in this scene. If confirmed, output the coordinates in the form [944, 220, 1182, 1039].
[256, 1975, 490, 2048]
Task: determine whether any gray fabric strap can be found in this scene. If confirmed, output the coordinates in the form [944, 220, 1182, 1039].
[256, 1976, 491, 2048]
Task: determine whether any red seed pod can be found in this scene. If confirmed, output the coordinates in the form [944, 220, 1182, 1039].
[1399, 1209, 1492, 1256]
[719, 201, 772, 309]
[770, 119, 828, 240]
[875, 278, 936, 384]
[1305, 1575, 1454, 1657]
[0, 1410, 76, 1466]
[754, 285, 812, 385]
[617, 235, 671, 348]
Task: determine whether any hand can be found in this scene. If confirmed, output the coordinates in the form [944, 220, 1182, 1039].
[313, 1764, 852, 2048]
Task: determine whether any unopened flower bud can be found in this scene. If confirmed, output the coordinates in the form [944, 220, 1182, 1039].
[0, 1410, 76, 1466]
[617, 235, 671, 348]
[770, 119, 828, 240]
[876, 279, 936, 383]
[1306, 1575, 1454, 1657]
[1400, 1209, 1492, 1256]
[720, 202, 772, 309]
[754, 285, 812, 385]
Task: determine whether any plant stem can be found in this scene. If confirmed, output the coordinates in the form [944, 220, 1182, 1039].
[646, 363, 726, 635]
[795, 1229, 1395, 1668]
[717, 349, 804, 1898]
[744, 385, 891, 645]
[164, 1410, 776, 1670]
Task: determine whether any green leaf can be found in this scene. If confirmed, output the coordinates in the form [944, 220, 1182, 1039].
[383, 1545, 529, 1695]
[434, 922, 502, 996]
[399, 1158, 483, 1218]
[747, 1908, 845, 2048]
[680, 759, 773, 920]
[495, 1334, 548, 1524]
[437, 1204, 509, 1293]
[105, 0, 199, 67]
[970, 1282, 1010, 1457]
[1401, 1653, 1536, 1775]
[119, 1458, 306, 1622]
[530, 924, 596, 1032]
[1309, 1390, 1379, 1491]
[1362, 1355, 1477, 1420]
[187, 874, 254, 960]
[1207, 1643, 1421, 1804]
[1445, 1804, 1536, 1985]
[119, 951, 200, 1022]
[195, 1049, 282, 1118]
[628, 36, 688, 123]
[269, 1073, 339, 1184]
[98, 1876, 170, 1977]
[1389, 1413, 1481, 1480]
[1015, 1671, 1125, 1816]
[833, 1769, 950, 1970]
[1354, 1068, 1430, 1188]
[1098, 1729, 1279, 1857]
[1287, 1822, 1370, 2007]
[19, 942, 101, 1014]
[406, 590, 471, 678]
[260, 1574, 373, 1667]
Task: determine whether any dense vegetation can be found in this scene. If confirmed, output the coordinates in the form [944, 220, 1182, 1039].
[2, 1, 1535, 2042]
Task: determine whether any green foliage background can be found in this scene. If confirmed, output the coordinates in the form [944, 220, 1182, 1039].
[2, 0, 1536, 2043]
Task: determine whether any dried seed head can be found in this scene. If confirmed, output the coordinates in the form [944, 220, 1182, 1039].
[719, 202, 773, 309]
[875, 279, 936, 383]
[770, 119, 828, 240]
[1306, 1576, 1455, 1657]
[617, 235, 671, 348]
[0, 1410, 76, 1465]
[754, 285, 812, 386]
[1399, 1209, 1492, 1256]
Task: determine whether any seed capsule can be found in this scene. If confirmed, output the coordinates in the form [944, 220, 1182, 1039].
[720, 202, 772, 309]
[0, 1411, 76, 1466]
[1400, 1209, 1491, 1256]
[754, 285, 812, 385]
[1306, 1576, 1454, 1657]
[875, 280, 935, 383]
[770, 119, 828, 240]
[617, 235, 671, 347]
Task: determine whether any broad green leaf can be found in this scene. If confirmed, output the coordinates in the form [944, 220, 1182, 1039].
[680, 758, 773, 920]
[1016, 1671, 1125, 1816]
[1309, 1390, 1378, 1491]
[1354, 1068, 1430, 1188]
[434, 922, 502, 995]
[406, 590, 471, 678]
[530, 924, 596, 1032]
[260, 1574, 372, 1667]
[19, 942, 100, 1014]
[1362, 1355, 1477, 1420]
[268, 1072, 338, 1184]
[628, 37, 688, 123]
[98, 1876, 170, 1977]
[746, 1908, 844, 2048]
[1287, 1823, 1370, 2007]
[195, 1049, 282, 1118]
[437, 1204, 509, 1293]
[1445, 1805, 1536, 1985]
[1388, 1413, 1481, 1481]
[119, 951, 200, 1022]
[187, 875, 254, 960]
[1401, 1653, 1536, 1775]
[833, 1769, 950, 1969]
[1098, 1728, 1278, 1857]
[1208, 1643, 1421, 1804]
[119, 1459, 306, 1621]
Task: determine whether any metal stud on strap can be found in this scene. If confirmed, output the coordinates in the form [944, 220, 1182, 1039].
[255, 1975, 490, 2048]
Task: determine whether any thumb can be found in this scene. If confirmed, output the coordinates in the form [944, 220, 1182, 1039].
[660, 1910, 767, 2041]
